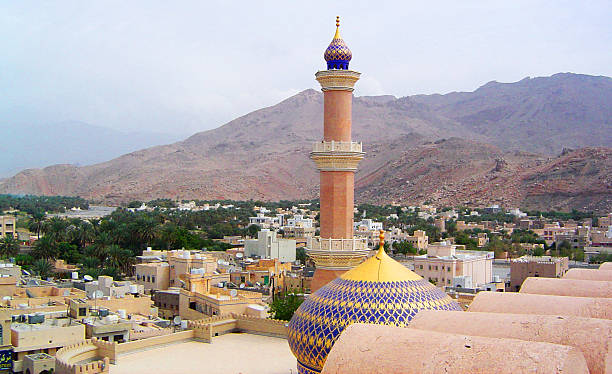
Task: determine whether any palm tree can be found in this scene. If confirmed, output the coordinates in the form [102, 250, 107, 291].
[29, 211, 46, 239]
[105, 245, 135, 276]
[31, 258, 54, 279]
[0, 235, 20, 258]
[32, 236, 58, 260]
[42, 217, 68, 243]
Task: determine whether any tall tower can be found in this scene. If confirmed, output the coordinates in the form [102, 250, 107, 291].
[307, 17, 369, 292]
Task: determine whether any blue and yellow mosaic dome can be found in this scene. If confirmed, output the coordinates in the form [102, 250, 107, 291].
[287, 231, 461, 374]
[324, 17, 352, 70]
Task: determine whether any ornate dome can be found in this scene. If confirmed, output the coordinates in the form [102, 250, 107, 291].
[287, 231, 461, 374]
[324, 17, 352, 70]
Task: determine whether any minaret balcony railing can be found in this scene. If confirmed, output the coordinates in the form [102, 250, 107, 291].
[312, 141, 362, 153]
[307, 236, 368, 251]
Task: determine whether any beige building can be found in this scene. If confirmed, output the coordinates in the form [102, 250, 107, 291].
[11, 319, 85, 373]
[134, 262, 170, 291]
[413, 242, 493, 288]
[510, 255, 569, 292]
[0, 216, 16, 238]
[405, 230, 429, 250]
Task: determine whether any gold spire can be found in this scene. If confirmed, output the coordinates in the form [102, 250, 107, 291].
[334, 16, 341, 39]
[376, 229, 385, 258]
[341, 229, 422, 282]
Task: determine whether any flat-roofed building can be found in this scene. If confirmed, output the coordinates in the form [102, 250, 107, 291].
[244, 230, 296, 263]
[11, 318, 85, 373]
[135, 262, 170, 291]
[510, 255, 569, 292]
[413, 242, 493, 288]
[0, 216, 16, 238]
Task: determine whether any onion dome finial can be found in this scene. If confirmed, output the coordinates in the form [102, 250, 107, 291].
[324, 16, 352, 70]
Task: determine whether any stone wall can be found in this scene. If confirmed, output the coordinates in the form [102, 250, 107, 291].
[55, 339, 109, 374]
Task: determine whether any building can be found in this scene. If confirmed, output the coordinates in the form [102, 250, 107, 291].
[413, 242, 494, 288]
[510, 255, 569, 292]
[248, 213, 284, 229]
[134, 262, 171, 291]
[285, 215, 314, 229]
[82, 275, 144, 299]
[0, 216, 16, 238]
[405, 230, 428, 250]
[151, 289, 180, 319]
[244, 230, 296, 263]
[353, 219, 382, 232]
[11, 318, 85, 373]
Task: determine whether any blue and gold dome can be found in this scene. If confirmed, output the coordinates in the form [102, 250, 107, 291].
[287, 231, 461, 374]
[323, 16, 352, 70]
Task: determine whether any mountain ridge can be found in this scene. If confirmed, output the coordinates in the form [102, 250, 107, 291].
[1, 73, 610, 211]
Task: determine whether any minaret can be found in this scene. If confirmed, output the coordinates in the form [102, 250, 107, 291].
[307, 17, 369, 292]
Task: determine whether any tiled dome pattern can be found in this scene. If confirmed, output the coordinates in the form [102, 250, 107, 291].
[288, 276, 462, 373]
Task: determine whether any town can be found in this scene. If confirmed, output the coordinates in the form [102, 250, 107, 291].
[0, 193, 610, 373]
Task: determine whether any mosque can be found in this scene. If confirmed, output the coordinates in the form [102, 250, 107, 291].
[287, 17, 612, 374]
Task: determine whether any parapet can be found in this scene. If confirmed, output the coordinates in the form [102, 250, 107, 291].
[600, 262, 612, 271]
[321, 324, 589, 374]
[520, 277, 612, 298]
[468, 292, 612, 320]
[408, 310, 612, 374]
[563, 268, 612, 281]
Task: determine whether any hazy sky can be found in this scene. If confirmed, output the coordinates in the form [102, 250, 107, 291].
[2, 1, 611, 135]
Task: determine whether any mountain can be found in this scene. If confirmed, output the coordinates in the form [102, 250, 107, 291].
[0, 121, 185, 177]
[1, 73, 610, 212]
[412, 73, 612, 153]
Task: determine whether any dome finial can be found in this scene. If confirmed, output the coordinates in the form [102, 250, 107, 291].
[324, 16, 352, 70]
[376, 229, 385, 257]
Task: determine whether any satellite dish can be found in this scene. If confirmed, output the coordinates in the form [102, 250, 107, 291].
[22, 270, 31, 276]
[2, 296, 11, 301]
[93, 290, 104, 299]
[239, 283, 245, 289]
[173, 316, 182, 325]
[235, 253, 243, 258]
[83, 275, 94, 282]
[230, 289, 237, 297]
[217, 259, 223, 264]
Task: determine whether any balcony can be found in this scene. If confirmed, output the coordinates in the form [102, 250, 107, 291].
[307, 236, 368, 251]
[312, 141, 362, 153]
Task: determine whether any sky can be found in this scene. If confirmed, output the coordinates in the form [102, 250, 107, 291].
[1, 0, 611, 135]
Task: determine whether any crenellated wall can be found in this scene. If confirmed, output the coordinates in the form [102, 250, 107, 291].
[55, 339, 109, 374]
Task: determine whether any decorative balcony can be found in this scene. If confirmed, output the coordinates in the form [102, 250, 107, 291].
[312, 141, 362, 153]
[307, 236, 368, 251]
[310, 141, 365, 172]
[305, 237, 370, 270]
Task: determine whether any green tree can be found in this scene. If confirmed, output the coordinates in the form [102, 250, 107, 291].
[31, 259, 54, 279]
[296, 247, 306, 264]
[0, 235, 20, 258]
[32, 236, 58, 260]
[269, 291, 304, 321]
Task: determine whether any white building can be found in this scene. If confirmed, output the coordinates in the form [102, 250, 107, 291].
[353, 219, 383, 231]
[285, 215, 314, 229]
[244, 230, 296, 263]
[413, 242, 494, 288]
[248, 213, 284, 229]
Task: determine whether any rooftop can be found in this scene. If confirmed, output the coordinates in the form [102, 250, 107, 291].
[111, 334, 294, 374]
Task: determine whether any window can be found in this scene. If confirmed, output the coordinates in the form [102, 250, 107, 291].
[78, 307, 87, 316]
[434, 266, 438, 271]
[151, 276, 156, 283]
[447, 267, 450, 272]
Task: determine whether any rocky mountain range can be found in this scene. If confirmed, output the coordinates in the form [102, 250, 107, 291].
[1, 73, 610, 212]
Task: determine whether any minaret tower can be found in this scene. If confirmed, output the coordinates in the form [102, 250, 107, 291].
[307, 17, 369, 292]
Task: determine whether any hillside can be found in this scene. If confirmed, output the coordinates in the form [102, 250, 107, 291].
[0, 121, 184, 177]
[1, 73, 610, 212]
